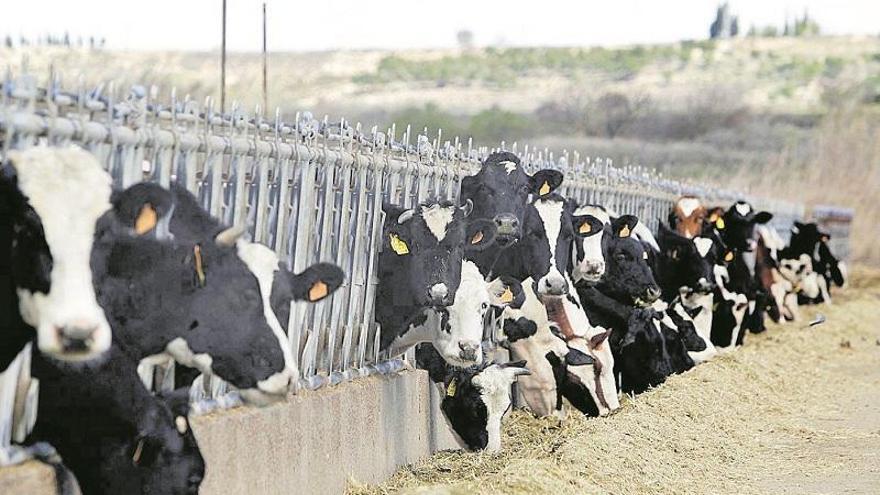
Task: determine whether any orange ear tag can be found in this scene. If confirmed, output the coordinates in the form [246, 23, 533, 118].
[135, 203, 158, 235]
[619, 225, 631, 238]
[471, 231, 484, 245]
[579, 222, 591, 234]
[309, 280, 329, 301]
[500, 287, 514, 304]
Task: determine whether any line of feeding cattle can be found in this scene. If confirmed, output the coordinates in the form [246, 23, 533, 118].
[0, 147, 845, 494]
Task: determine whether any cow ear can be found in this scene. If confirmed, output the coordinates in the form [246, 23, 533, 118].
[113, 183, 176, 240]
[754, 211, 773, 224]
[465, 218, 497, 252]
[529, 169, 563, 197]
[565, 347, 595, 366]
[612, 215, 639, 238]
[589, 330, 611, 348]
[489, 276, 525, 308]
[382, 202, 410, 224]
[572, 214, 604, 238]
[289, 262, 345, 302]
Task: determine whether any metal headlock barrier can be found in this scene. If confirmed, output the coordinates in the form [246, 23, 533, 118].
[0, 68, 817, 457]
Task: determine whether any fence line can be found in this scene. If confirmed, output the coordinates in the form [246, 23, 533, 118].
[0, 67, 820, 455]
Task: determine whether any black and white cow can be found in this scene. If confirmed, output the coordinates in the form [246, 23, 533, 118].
[28, 345, 204, 495]
[715, 201, 773, 338]
[459, 151, 563, 258]
[116, 183, 345, 394]
[95, 183, 305, 404]
[783, 221, 845, 290]
[1, 147, 113, 364]
[416, 343, 529, 452]
[501, 276, 619, 418]
[377, 200, 505, 366]
[577, 216, 673, 395]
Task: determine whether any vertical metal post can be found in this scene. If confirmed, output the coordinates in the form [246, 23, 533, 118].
[220, 0, 227, 114]
[262, 2, 268, 114]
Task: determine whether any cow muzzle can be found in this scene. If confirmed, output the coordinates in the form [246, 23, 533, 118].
[537, 272, 568, 297]
[579, 260, 606, 281]
[493, 214, 520, 244]
[695, 277, 715, 294]
[458, 341, 481, 363]
[427, 283, 451, 306]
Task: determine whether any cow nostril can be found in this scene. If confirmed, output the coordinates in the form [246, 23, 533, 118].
[57, 324, 98, 352]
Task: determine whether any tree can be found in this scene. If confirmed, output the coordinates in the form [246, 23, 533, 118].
[456, 30, 474, 50]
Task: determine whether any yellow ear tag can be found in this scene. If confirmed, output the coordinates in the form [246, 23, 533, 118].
[579, 222, 591, 234]
[724, 251, 734, 262]
[539, 181, 551, 196]
[708, 212, 719, 223]
[715, 218, 726, 230]
[309, 280, 329, 301]
[193, 245, 206, 287]
[500, 286, 514, 304]
[471, 230, 484, 245]
[389, 234, 409, 255]
[619, 225, 631, 238]
[135, 203, 158, 235]
[446, 378, 458, 397]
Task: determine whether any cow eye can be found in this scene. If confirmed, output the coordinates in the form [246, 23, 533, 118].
[615, 253, 627, 262]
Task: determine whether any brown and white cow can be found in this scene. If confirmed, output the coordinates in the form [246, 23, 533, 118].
[669, 196, 708, 239]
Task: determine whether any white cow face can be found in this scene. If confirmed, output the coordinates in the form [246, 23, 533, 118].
[394, 261, 524, 367]
[3, 147, 113, 361]
[570, 209, 607, 284]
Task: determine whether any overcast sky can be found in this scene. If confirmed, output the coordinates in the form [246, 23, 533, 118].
[3, 0, 878, 52]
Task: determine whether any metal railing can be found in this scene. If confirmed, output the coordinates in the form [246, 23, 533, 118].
[0, 66, 815, 453]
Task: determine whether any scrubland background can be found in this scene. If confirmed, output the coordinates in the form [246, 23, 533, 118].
[4, 35, 878, 263]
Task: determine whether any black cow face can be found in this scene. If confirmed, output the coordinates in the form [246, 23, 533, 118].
[612, 307, 672, 394]
[459, 151, 563, 247]
[94, 185, 293, 404]
[656, 223, 716, 296]
[719, 201, 772, 252]
[787, 222, 844, 287]
[518, 195, 577, 297]
[416, 344, 529, 452]
[599, 216, 661, 306]
[381, 201, 495, 308]
[96, 390, 204, 495]
[1, 148, 113, 362]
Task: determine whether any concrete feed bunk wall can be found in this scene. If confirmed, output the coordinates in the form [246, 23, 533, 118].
[0, 370, 459, 495]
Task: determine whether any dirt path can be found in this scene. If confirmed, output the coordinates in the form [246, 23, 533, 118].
[349, 269, 880, 495]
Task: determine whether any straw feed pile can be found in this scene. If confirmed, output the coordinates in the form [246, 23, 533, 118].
[349, 268, 880, 495]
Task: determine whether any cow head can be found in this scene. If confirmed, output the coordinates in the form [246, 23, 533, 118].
[95, 185, 295, 405]
[719, 201, 773, 252]
[519, 194, 577, 297]
[0, 147, 113, 362]
[789, 222, 844, 287]
[569, 204, 607, 284]
[556, 330, 620, 417]
[417, 344, 529, 452]
[669, 196, 707, 239]
[382, 200, 495, 308]
[434, 262, 524, 366]
[612, 307, 673, 393]
[657, 223, 716, 296]
[94, 388, 204, 495]
[599, 216, 661, 306]
[459, 151, 563, 248]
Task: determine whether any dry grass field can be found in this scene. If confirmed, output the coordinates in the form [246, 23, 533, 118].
[348, 268, 880, 495]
